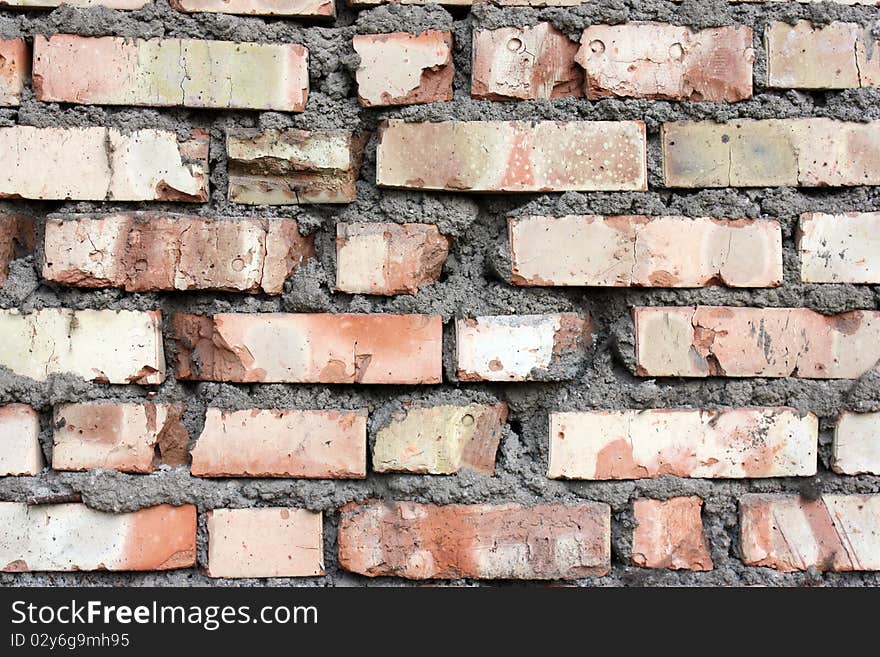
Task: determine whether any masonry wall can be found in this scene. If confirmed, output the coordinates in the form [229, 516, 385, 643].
[1, 0, 880, 586]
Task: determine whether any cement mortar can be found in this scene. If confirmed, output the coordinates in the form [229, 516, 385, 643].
[0, 0, 879, 587]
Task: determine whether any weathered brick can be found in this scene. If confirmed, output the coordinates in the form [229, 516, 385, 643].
[52, 402, 188, 473]
[1, 0, 146, 7]
[471, 23, 582, 100]
[549, 408, 817, 480]
[372, 403, 508, 475]
[227, 129, 367, 205]
[833, 412, 880, 475]
[192, 408, 366, 478]
[338, 501, 611, 579]
[0, 404, 42, 477]
[634, 306, 880, 378]
[0, 309, 165, 384]
[662, 119, 880, 188]
[171, 0, 334, 16]
[33, 35, 308, 111]
[0, 126, 209, 202]
[206, 508, 324, 578]
[0, 39, 27, 107]
[766, 20, 880, 89]
[740, 494, 880, 572]
[350, 0, 587, 5]
[43, 213, 314, 294]
[632, 497, 713, 571]
[172, 313, 442, 384]
[509, 215, 782, 288]
[0, 215, 34, 287]
[0, 503, 196, 572]
[376, 119, 647, 192]
[456, 314, 590, 382]
[354, 31, 453, 107]
[576, 24, 753, 101]
[799, 212, 880, 284]
[335, 223, 449, 295]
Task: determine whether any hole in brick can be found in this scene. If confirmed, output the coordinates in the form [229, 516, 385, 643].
[461, 414, 474, 426]
[507, 37, 524, 52]
[669, 43, 684, 60]
[589, 40, 605, 55]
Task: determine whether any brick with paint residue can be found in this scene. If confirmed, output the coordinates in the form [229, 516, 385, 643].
[456, 314, 590, 382]
[33, 35, 308, 111]
[740, 494, 880, 572]
[335, 223, 449, 295]
[192, 408, 366, 478]
[549, 408, 817, 480]
[52, 402, 188, 473]
[226, 129, 368, 205]
[43, 213, 314, 294]
[633, 497, 713, 571]
[0, 215, 34, 287]
[471, 23, 582, 100]
[0, 308, 165, 384]
[354, 31, 453, 107]
[0, 39, 27, 107]
[207, 508, 324, 578]
[376, 119, 647, 192]
[799, 212, 880, 284]
[171, 0, 334, 16]
[0, 126, 208, 202]
[662, 118, 880, 188]
[509, 215, 782, 287]
[833, 412, 880, 475]
[338, 501, 610, 579]
[576, 23, 753, 101]
[372, 403, 508, 475]
[0, 503, 196, 572]
[766, 20, 880, 89]
[0, 404, 43, 476]
[172, 313, 442, 384]
[634, 306, 880, 379]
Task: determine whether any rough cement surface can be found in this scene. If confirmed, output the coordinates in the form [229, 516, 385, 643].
[1, 0, 879, 587]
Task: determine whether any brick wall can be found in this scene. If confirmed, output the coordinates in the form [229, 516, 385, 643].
[1, 0, 880, 586]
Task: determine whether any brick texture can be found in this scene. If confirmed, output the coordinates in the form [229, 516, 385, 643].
[0, 215, 34, 287]
[632, 497, 713, 571]
[0, 38, 27, 106]
[338, 501, 611, 579]
[833, 412, 880, 475]
[170, 0, 334, 16]
[799, 212, 880, 284]
[0, 404, 42, 476]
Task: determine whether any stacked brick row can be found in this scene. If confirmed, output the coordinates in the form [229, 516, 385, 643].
[1, 0, 880, 584]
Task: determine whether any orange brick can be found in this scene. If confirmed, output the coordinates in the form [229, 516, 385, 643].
[172, 313, 442, 384]
[354, 32, 453, 107]
[0, 215, 34, 287]
[338, 501, 610, 579]
[634, 306, 880, 379]
[0, 39, 27, 106]
[171, 0, 334, 16]
[206, 508, 324, 578]
[0, 503, 196, 572]
[192, 408, 366, 478]
[471, 23, 582, 100]
[632, 497, 713, 571]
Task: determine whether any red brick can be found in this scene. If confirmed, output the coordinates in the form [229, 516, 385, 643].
[192, 408, 366, 478]
[740, 494, 880, 572]
[634, 306, 880, 379]
[226, 129, 368, 205]
[0, 215, 34, 287]
[43, 213, 314, 295]
[354, 31, 453, 107]
[0, 39, 27, 107]
[338, 501, 611, 580]
[172, 313, 442, 384]
[33, 35, 308, 112]
[0, 126, 209, 202]
[206, 508, 324, 578]
[335, 222, 449, 295]
[2, 0, 146, 6]
[0, 404, 42, 476]
[171, 0, 334, 16]
[0, 503, 196, 572]
[456, 314, 590, 382]
[471, 23, 582, 100]
[509, 215, 782, 288]
[52, 402, 188, 473]
[376, 119, 647, 192]
[799, 212, 880, 284]
[576, 23, 753, 101]
[632, 497, 713, 571]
